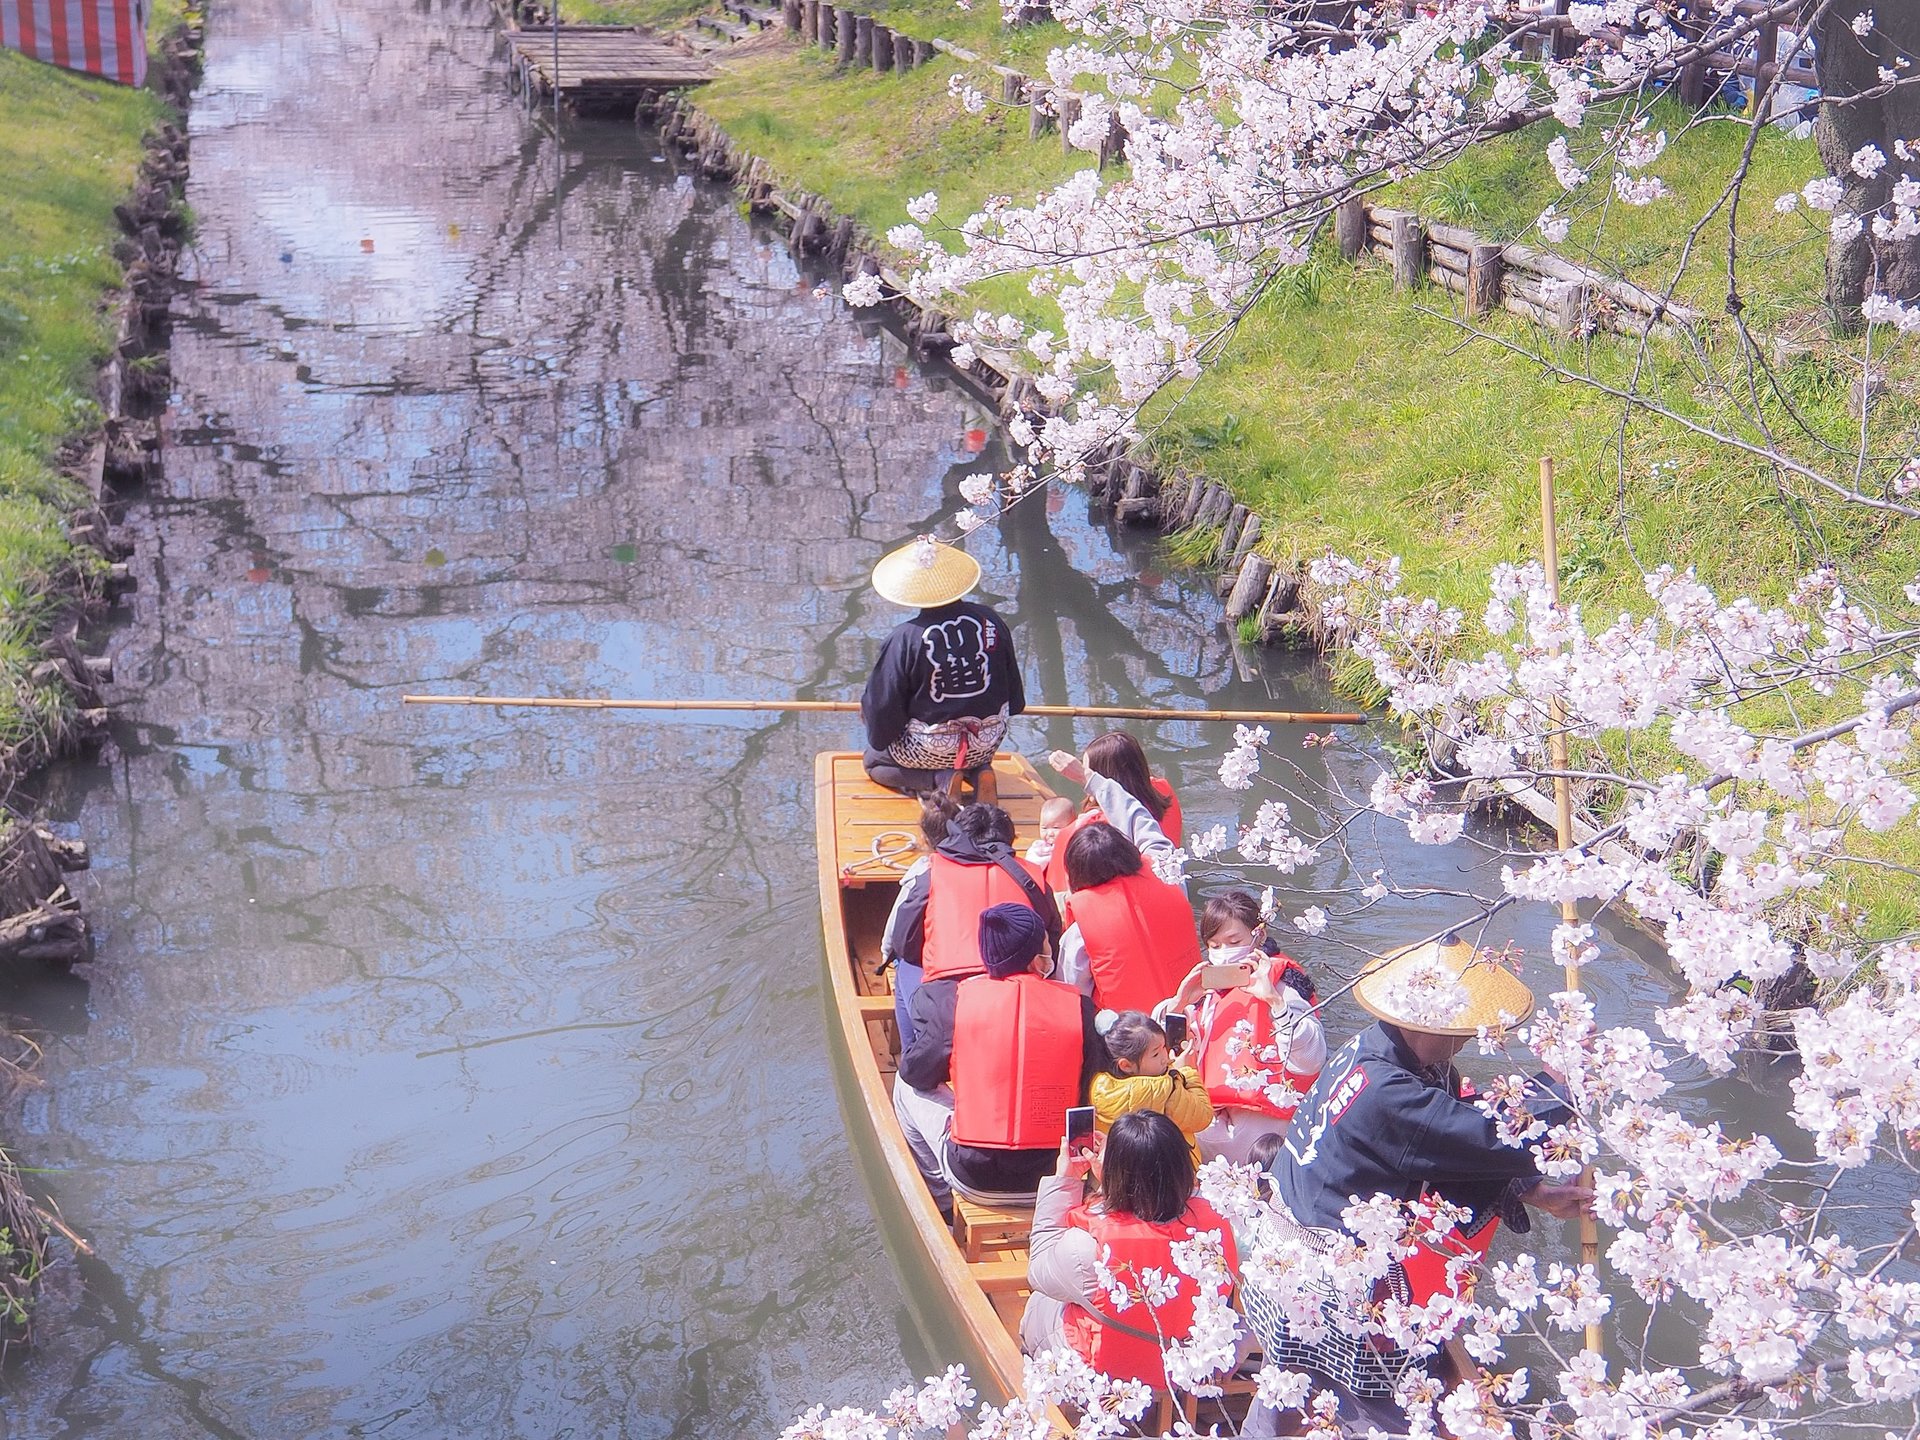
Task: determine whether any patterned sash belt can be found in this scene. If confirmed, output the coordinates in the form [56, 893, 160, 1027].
[885, 707, 1011, 772]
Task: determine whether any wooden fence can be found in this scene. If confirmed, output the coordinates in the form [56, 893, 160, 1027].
[1336, 196, 1701, 339]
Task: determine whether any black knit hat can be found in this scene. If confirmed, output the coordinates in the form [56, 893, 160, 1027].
[978, 903, 1046, 978]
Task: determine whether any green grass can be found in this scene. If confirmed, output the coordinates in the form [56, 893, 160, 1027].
[0, 19, 175, 761]
[698, 40, 1096, 321]
[1147, 259, 1919, 616]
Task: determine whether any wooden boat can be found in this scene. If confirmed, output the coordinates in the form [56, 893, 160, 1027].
[814, 750, 1070, 1425]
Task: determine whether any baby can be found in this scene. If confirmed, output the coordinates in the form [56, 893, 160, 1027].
[1024, 796, 1078, 864]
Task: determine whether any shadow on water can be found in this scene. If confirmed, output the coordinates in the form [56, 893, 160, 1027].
[0, 0, 1885, 1433]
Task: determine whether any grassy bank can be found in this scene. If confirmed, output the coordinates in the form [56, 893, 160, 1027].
[0, 23, 176, 763]
[687, 34, 1914, 603]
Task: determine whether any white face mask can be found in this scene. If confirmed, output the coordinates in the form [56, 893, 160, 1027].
[1206, 942, 1258, 966]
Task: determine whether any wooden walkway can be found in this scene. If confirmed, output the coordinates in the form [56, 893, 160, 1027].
[505, 25, 713, 107]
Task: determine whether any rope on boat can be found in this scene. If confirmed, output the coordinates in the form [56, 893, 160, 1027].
[841, 829, 919, 878]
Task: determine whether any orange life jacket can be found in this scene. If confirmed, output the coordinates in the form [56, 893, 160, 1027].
[923, 852, 1047, 982]
[949, 973, 1085, 1150]
[1046, 780, 1183, 894]
[1065, 870, 1201, 1013]
[1062, 1198, 1238, 1388]
[1193, 955, 1321, 1120]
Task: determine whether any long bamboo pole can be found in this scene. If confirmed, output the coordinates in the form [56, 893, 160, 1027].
[1541, 456, 1603, 1357]
[400, 694, 1369, 724]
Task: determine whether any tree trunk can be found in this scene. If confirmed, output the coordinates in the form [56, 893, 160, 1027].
[1814, 0, 1920, 328]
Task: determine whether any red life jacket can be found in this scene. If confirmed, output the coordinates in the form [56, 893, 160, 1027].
[1065, 870, 1201, 1013]
[923, 852, 1047, 982]
[1193, 955, 1321, 1120]
[1045, 779, 1183, 894]
[1061, 1198, 1238, 1388]
[949, 973, 1086, 1150]
[1399, 1206, 1502, 1304]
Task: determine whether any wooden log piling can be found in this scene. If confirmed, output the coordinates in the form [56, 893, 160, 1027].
[871, 22, 893, 68]
[1056, 92, 1080, 151]
[1334, 195, 1368, 259]
[1226, 555, 1275, 622]
[1466, 242, 1502, 317]
[1391, 212, 1425, 291]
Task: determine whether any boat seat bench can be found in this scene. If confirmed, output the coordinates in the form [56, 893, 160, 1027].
[952, 1194, 1034, 1262]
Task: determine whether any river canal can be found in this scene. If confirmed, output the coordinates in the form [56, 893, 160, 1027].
[0, 0, 1801, 1433]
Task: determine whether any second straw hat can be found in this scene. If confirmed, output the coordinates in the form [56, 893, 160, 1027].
[1352, 933, 1536, 1037]
[871, 535, 981, 609]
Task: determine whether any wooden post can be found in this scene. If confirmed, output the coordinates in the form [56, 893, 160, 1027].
[1539, 456, 1605, 1360]
[1548, 0, 1573, 60]
[782, 0, 801, 28]
[1001, 71, 1025, 104]
[911, 38, 932, 65]
[870, 21, 891, 68]
[1098, 109, 1126, 169]
[1029, 84, 1053, 140]
[853, 13, 872, 63]
[1752, 16, 1781, 116]
[892, 30, 913, 69]
[1551, 279, 1590, 334]
[1334, 195, 1368, 259]
[803, 0, 819, 39]
[1466, 242, 1502, 317]
[1056, 91, 1080, 152]
[816, 2, 834, 46]
[837, 9, 855, 62]
[1391, 212, 1425, 290]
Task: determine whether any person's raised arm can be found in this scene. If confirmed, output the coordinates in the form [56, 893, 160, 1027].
[1026, 1135, 1103, 1305]
[1076, 766, 1174, 864]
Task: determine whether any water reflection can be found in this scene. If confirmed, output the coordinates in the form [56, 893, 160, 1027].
[0, 0, 1328, 1432]
[0, 0, 1876, 1430]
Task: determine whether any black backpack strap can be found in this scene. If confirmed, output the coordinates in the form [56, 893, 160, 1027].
[986, 844, 1064, 946]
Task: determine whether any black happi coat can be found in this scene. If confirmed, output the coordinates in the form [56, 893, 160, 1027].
[861, 600, 1025, 753]
[1271, 1022, 1555, 1236]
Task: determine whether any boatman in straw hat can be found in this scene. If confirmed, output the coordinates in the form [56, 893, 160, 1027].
[1240, 934, 1592, 1433]
[862, 536, 1025, 805]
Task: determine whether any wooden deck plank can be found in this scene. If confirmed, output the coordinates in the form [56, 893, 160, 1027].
[506, 26, 713, 93]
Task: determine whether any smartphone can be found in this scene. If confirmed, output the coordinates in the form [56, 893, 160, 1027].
[1065, 1105, 1097, 1155]
[1198, 961, 1256, 991]
[1163, 1012, 1188, 1051]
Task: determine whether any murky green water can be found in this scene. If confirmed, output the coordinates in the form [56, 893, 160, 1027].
[0, 0, 1846, 1434]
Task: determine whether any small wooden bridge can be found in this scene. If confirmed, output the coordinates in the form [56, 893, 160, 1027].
[505, 25, 713, 108]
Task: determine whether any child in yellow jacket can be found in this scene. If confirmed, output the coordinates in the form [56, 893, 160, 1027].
[1090, 1011, 1213, 1166]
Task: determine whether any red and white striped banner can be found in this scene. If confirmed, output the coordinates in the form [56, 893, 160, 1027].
[0, 0, 148, 86]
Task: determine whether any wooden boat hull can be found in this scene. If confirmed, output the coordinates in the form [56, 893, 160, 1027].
[813, 751, 1062, 1416]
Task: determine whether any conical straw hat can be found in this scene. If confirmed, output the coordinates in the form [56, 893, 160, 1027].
[872, 536, 981, 608]
[1352, 934, 1536, 1037]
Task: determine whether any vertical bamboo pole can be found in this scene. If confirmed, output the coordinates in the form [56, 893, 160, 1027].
[1540, 455, 1604, 1357]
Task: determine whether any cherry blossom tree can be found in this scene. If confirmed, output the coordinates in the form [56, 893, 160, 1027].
[816, 4, 1920, 1436]
[844, 0, 1920, 504]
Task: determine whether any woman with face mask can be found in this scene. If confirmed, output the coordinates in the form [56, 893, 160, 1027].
[1167, 890, 1327, 1164]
